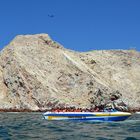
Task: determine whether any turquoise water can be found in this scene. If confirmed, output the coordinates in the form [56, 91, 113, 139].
[0, 113, 140, 140]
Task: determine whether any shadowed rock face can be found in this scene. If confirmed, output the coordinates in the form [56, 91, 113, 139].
[0, 33, 140, 111]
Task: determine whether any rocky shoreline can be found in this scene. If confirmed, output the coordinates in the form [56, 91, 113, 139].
[0, 108, 139, 113]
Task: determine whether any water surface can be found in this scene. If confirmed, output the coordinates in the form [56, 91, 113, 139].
[0, 113, 139, 140]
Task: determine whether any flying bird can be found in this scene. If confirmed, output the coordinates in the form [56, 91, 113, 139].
[48, 14, 54, 18]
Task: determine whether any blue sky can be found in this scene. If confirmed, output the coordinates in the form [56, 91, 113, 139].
[0, 0, 140, 51]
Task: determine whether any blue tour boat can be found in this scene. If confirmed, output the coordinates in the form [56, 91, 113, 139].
[43, 111, 131, 121]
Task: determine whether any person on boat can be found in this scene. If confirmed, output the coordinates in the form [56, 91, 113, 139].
[75, 108, 81, 112]
[62, 108, 67, 112]
[90, 108, 95, 112]
[82, 108, 86, 112]
[67, 107, 71, 112]
[94, 107, 99, 112]
[54, 108, 59, 112]
[69, 107, 74, 112]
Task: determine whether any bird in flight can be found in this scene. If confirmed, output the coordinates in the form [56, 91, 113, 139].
[48, 14, 54, 18]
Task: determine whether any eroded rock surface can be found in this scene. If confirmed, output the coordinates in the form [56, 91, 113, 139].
[0, 34, 140, 111]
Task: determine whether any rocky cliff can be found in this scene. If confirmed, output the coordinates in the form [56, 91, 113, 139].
[0, 34, 140, 111]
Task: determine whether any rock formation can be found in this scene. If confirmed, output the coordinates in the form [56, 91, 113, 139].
[0, 33, 140, 111]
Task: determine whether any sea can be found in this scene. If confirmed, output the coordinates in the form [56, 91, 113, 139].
[0, 113, 140, 140]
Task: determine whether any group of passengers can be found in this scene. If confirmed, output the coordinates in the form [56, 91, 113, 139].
[50, 106, 111, 112]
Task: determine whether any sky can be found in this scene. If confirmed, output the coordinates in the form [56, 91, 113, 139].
[0, 0, 140, 52]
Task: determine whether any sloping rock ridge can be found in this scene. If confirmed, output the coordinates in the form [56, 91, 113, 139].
[0, 33, 140, 111]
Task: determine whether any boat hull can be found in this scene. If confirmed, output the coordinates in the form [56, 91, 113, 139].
[43, 112, 131, 122]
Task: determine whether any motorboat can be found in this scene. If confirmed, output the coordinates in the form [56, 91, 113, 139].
[43, 111, 131, 122]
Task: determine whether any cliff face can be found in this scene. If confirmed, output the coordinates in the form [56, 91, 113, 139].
[0, 34, 140, 111]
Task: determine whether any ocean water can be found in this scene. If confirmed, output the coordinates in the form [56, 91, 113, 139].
[0, 113, 140, 140]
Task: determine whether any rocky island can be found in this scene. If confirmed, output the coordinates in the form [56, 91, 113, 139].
[0, 34, 140, 112]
